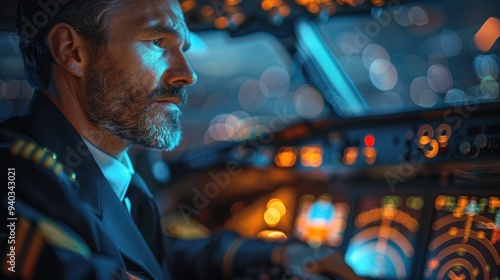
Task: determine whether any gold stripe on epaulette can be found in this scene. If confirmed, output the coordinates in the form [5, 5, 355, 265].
[32, 148, 46, 164]
[21, 142, 37, 159]
[9, 139, 77, 185]
[42, 156, 56, 170]
[53, 163, 64, 176]
[43, 147, 57, 160]
[10, 139, 26, 155]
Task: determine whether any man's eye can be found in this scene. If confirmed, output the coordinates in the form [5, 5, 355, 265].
[151, 39, 165, 48]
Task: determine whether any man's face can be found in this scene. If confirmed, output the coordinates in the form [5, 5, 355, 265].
[84, 0, 196, 151]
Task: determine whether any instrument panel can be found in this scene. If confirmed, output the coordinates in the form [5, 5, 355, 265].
[259, 106, 500, 280]
[292, 187, 500, 280]
[424, 194, 500, 280]
[346, 194, 423, 279]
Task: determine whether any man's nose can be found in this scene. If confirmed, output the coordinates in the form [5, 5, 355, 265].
[164, 51, 198, 87]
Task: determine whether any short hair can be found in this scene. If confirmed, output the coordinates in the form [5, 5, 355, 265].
[16, 0, 128, 90]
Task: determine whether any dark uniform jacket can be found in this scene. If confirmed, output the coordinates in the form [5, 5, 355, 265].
[0, 93, 278, 279]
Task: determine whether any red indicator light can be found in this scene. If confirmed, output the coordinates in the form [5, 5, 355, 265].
[364, 134, 375, 147]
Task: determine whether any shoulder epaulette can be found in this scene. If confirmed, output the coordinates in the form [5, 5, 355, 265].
[8, 138, 78, 188]
[2, 215, 91, 278]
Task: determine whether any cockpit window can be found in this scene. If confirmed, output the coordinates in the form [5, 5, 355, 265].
[300, 0, 500, 117]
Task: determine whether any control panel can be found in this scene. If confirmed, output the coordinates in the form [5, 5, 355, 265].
[269, 105, 500, 176]
[260, 104, 500, 279]
[290, 187, 500, 280]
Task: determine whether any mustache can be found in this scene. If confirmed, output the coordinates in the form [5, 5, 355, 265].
[150, 85, 188, 106]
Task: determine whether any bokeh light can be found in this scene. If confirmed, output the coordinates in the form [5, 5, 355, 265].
[479, 76, 499, 99]
[427, 64, 452, 93]
[407, 196, 424, 211]
[418, 124, 434, 149]
[423, 139, 439, 158]
[440, 29, 462, 57]
[238, 79, 269, 111]
[362, 44, 390, 70]
[473, 54, 499, 79]
[474, 17, 500, 52]
[362, 147, 377, 165]
[259, 66, 290, 97]
[393, 6, 411, 27]
[410, 76, 438, 108]
[267, 198, 287, 216]
[364, 134, 375, 147]
[230, 13, 246, 26]
[343, 147, 359, 166]
[274, 146, 297, 167]
[208, 114, 240, 141]
[369, 58, 398, 91]
[294, 85, 324, 119]
[2, 79, 20, 99]
[257, 230, 287, 241]
[264, 207, 281, 226]
[230, 111, 254, 140]
[444, 88, 467, 106]
[200, 5, 215, 17]
[409, 5, 429, 26]
[214, 16, 230, 29]
[152, 160, 170, 183]
[300, 144, 323, 167]
[436, 123, 452, 147]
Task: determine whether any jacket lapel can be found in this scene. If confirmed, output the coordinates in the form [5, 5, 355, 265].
[98, 177, 166, 279]
[16, 93, 166, 279]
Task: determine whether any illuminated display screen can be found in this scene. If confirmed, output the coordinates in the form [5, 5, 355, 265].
[294, 194, 349, 247]
[345, 195, 424, 279]
[423, 195, 500, 279]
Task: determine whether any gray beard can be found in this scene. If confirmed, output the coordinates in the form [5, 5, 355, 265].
[84, 63, 183, 150]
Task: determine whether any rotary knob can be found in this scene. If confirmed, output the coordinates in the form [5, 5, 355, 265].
[474, 133, 488, 149]
[459, 141, 473, 155]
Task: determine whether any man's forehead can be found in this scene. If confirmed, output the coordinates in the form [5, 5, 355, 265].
[113, 0, 188, 38]
[155, 0, 189, 37]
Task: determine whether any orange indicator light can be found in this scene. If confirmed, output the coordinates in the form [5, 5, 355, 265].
[423, 139, 439, 158]
[428, 258, 439, 270]
[300, 145, 323, 167]
[274, 147, 297, 168]
[362, 147, 377, 165]
[343, 147, 359, 165]
[475, 17, 500, 52]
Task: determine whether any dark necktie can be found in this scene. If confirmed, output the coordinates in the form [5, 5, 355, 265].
[125, 173, 164, 260]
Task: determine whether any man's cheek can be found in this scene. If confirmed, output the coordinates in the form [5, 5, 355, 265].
[148, 62, 168, 85]
[134, 44, 167, 71]
[133, 63, 165, 90]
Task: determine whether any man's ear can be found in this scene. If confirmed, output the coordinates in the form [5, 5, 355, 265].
[47, 23, 90, 78]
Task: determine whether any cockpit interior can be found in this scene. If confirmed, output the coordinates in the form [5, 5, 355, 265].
[1, 0, 499, 279]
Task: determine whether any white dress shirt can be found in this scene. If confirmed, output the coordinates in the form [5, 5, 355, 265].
[83, 139, 135, 212]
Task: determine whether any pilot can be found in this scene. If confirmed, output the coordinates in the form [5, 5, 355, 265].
[0, 0, 362, 279]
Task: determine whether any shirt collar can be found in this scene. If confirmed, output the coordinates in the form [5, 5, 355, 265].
[83, 139, 135, 201]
